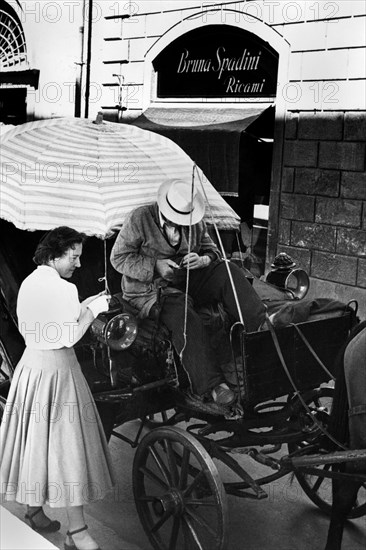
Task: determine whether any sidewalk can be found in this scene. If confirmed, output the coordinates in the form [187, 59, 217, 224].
[1, 506, 58, 550]
[1, 500, 146, 550]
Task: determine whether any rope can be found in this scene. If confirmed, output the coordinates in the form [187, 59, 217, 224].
[193, 165, 245, 327]
[179, 172, 194, 363]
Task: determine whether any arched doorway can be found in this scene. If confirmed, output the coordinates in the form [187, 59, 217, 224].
[136, 10, 290, 274]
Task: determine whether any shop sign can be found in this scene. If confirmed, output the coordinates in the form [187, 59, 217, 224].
[153, 25, 278, 98]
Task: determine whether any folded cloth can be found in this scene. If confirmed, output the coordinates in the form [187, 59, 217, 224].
[268, 303, 295, 329]
[261, 298, 357, 331]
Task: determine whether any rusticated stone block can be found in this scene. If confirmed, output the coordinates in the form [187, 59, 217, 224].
[298, 112, 343, 141]
[311, 251, 358, 285]
[337, 228, 366, 257]
[341, 171, 366, 200]
[357, 259, 366, 288]
[281, 193, 315, 221]
[345, 112, 366, 141]
[316, 198, 362, 227]
[295, 168, 340, 196]
[282, 167, 294, 193]
[285, 114, 298, 139]
[277, 245, 311, 273]
[291, 221, 336, 251]
[283, 140, 318, 167]
[278, 219, 291, 245]
[319, 142, 365, 171]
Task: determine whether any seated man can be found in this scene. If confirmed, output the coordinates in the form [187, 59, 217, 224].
[110, 179, 266, 405]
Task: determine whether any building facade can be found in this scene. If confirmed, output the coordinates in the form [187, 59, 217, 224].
[1, 0, 366, 316]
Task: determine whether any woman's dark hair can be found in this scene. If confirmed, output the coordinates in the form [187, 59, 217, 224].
[33, 226, 87, 265]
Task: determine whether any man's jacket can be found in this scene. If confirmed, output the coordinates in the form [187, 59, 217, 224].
[110, 203, 220, 317]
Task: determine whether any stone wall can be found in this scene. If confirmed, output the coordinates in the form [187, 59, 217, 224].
[279, 111, 366, 317]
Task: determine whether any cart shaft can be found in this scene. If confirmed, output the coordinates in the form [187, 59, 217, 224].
[284, 448, 366, 468]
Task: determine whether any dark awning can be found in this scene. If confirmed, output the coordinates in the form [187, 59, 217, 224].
[131, 106, 273, 195]
[0, 69, 40, 89]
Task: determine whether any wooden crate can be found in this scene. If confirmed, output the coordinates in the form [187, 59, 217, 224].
[241, 313, 352, 406]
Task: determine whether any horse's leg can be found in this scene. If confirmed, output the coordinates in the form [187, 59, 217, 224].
[325, 474, 361, 550]
[325, 328, 366, 550]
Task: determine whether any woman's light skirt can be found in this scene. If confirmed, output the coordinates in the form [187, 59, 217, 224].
[0, 347, 115, 508]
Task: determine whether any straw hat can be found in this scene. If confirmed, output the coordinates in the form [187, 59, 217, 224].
[157, 179, 205, 226]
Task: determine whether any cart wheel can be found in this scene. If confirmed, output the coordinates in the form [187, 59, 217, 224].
[288, 386, 366, 518]
[133, 426, 227, 550]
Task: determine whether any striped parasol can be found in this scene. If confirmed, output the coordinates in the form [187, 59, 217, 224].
[0, 117, 240, 238]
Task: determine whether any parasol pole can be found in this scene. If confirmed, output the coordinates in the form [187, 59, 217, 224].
[98, 239, 111, 295]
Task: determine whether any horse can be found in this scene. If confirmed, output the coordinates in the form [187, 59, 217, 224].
[325, 320, 366, 550]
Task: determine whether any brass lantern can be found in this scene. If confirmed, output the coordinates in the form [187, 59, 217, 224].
[265, 253, 310, 300]
[91, 311, 138, 351]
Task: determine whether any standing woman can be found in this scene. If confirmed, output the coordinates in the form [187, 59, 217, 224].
[0, 226, 114, 550]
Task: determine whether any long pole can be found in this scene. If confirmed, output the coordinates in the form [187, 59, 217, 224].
[74, 21, 85, 117]
[84, 0, 93, 118]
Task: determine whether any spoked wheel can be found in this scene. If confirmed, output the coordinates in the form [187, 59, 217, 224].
[133, 426, 227, 550]
[288, 386, 366, 518]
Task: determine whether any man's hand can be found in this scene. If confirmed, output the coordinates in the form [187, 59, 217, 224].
[155, 258, 179, 281]
[181, 253, 211, 270]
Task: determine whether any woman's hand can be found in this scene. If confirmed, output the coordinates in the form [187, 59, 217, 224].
[81, 291, 110, 308]
[181, 253, 211, 270]
[87, 295, 110, 318]
[74, 292, 111, 344]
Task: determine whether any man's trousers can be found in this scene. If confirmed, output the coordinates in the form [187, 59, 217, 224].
[157, 260, 266, 395]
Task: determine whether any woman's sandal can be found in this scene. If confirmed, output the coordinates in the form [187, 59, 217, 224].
[25, 507, 61, 533]
[64, 525, 101, 550]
